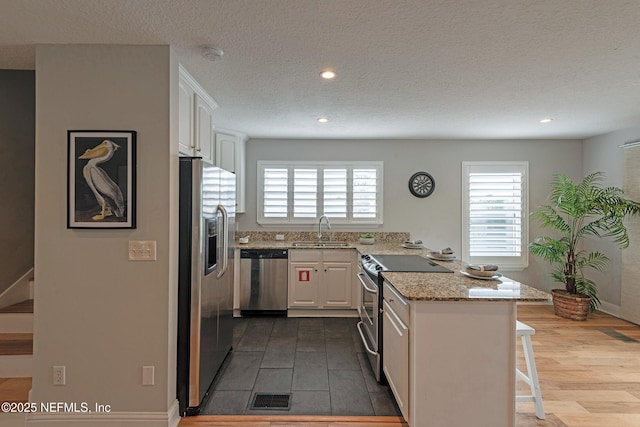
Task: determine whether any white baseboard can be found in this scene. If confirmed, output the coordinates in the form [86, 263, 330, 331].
[26, 400, 180, 426]
[0, 268, 34, 309]
[598, 300, 621, 318]
[286, 308, 359, 317]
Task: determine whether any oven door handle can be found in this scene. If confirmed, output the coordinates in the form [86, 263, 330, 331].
[357, 272, 378, 294]
[356, 321, 379, 357]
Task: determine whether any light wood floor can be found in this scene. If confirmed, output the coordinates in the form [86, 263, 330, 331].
[179, 305, 640, 427]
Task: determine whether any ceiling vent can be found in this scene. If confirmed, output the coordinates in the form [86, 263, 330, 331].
[201, 45, 223, 61]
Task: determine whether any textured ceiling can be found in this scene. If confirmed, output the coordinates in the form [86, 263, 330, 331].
[2, 0, 640, 140]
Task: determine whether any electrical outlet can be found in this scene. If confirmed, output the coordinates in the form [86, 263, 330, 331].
[53, 366, 65, 385]
[275, 234, 285, 241]
[128, 240, 157, 261]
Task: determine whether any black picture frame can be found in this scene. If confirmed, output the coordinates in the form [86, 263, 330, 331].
[67, 130, 136, 229]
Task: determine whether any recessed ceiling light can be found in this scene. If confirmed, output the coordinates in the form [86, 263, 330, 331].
[540, 118, 553, 123]
[320, 70, 336, 79]
[317, 117, 329, 123]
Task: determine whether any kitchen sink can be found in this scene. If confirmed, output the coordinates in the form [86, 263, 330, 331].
[291, 241, 351, 248]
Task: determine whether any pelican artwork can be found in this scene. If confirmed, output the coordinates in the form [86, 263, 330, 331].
[78, 139, 125, 221]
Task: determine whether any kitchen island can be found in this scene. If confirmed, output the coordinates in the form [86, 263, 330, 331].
[380, 261, 549, 427]
[236, 235, 551, 426]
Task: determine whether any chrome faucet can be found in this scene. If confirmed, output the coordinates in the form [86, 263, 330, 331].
[318, 215, 331, 242]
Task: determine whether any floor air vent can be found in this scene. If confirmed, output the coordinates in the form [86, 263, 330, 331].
[250, 393, 292, 410]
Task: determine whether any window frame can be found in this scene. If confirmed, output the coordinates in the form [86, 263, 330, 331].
[461, 161, 529, 270]
[257, 160, 383, 226]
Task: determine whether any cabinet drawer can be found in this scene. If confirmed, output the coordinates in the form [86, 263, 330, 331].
[289, 249, 322, 262]
[322, 249, 354, 262]
[383, 281, 409, 325]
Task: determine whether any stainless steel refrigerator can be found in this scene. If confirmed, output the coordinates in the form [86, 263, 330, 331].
[177, 157, 235, 415]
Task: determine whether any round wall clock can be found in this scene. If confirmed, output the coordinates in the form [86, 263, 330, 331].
[408, 172, 435, 198]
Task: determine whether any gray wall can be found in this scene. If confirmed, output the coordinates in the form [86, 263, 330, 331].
[583, 125, 640, 313]
[0, 70, 35, 295]
[32, 45, 179, 418]
[239, 138, 583, 296]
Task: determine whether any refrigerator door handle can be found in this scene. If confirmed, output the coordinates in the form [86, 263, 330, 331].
[216, 204, 229, 279]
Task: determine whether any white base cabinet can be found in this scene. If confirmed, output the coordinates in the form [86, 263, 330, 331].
[382, 280, 517, 427]
[288, 249, 355, 309]
[382, 283, 410, 421]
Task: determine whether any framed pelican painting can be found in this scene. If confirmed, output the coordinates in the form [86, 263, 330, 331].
[67, 130, 136, 229]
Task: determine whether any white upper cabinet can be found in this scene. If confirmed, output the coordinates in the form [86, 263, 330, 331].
[215, 131, 238, 172]
[215, 129, 246, 212]
[178, 64, 217, 164]
[178, 64, 246, 212]
[194, 95, 214, 164]
[178, 79, 194, 155]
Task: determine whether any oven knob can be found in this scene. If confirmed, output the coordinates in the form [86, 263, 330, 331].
[361, 255, 370, 261]
[375, 265, 384, 271]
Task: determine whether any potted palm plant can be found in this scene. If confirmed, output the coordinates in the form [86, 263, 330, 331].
[529, 172, 640, 320]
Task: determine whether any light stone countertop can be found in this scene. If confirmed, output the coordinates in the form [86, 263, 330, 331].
[381, 269, 551, 302]
[235, 239, 551, 303]
[235, 240, 434, 255]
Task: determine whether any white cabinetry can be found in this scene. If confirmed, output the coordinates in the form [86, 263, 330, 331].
[178, 78, 194, 155]
[382, 279, 517, 427]
[194, 95, 215, 163]
[215, 129, 247, 213]
[288, 249, 354, 309]
[178, 64, 217, 164]
[382, 282, 410, 422]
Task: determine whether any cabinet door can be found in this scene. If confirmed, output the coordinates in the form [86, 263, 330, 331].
[383, 299, 409, 421]
[288, 262, 320, 307]
[178, 79, 194, 155]
[194, 94, 214, 164]
[322, 261, 352, 307]
[215, 131, 237, 172]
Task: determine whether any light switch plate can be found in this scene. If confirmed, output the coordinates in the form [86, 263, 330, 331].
[142, 366, 155, 386]
[129, 240, 157, 261]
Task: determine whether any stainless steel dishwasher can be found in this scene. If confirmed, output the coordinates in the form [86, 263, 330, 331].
[239, 249, 288, 315]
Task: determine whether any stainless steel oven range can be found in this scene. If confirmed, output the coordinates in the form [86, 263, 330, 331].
[356, 254, 453, 382]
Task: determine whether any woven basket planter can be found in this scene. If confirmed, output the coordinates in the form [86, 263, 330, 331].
[551, 289, 592, 321]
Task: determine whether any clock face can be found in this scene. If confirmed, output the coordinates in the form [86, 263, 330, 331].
[409, 172, 435, 198]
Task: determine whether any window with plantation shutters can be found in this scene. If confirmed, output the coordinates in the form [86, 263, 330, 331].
[258, 161, 383, 224]
[462, 161, 528, 270]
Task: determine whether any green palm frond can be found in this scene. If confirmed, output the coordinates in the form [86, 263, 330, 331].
[529, 172, 640, 312]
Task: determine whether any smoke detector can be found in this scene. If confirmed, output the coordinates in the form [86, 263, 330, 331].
[201, 45, 224, 61]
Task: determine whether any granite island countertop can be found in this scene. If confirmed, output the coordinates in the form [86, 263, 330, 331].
[381, 257, 551, 303]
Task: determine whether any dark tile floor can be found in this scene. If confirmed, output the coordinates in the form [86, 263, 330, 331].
[201, 316, 401, 416]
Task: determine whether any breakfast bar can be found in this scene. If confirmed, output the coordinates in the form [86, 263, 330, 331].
[380, 260, 550, 427]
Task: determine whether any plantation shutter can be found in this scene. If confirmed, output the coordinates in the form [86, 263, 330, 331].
[263, 168, 288, 218]
[462, 162, 528, 269]
[353, 168, 378, 218]
[323, 169, 347, 218]
[293, 168, 317, 218]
